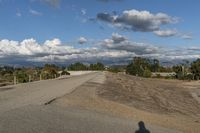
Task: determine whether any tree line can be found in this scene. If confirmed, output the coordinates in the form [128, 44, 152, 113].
[126, 57, 200, 80]
[67, 62, 105, 71]
[1, 58, 200, 86]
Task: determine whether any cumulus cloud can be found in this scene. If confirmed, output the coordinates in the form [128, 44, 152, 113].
[97, 9, 178, 32]
[116, 10, 177, 31]
[100, 33, 159, 55]
[96, 10, 192, 39]
[0, 37, 137, 65]
[78, 37, 87, 44]
[99, 33, 200, 62]
[111, 33, 127, 43]
[154, 29, 177, 37]
[44, 38, 61, 47]
[0, 38, 79, 58]
[0, 35, 199, 65]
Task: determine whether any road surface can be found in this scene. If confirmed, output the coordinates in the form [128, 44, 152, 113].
[0, 72, 98, 113]
[0, 72, 183, 133]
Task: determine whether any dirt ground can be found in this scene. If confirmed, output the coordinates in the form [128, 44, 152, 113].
[55, 72, 200, 133]
[97, 73, 200, 117]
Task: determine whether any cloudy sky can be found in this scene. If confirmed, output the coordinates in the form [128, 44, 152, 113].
[0, 0, 200, 66]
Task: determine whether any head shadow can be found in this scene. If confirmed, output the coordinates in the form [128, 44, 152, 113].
[135, 121, 150, 133]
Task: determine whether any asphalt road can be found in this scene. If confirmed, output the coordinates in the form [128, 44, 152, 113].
[0, 105, 182, 133]
[0, 72, 183, 133]
[0, 72, 98, 113]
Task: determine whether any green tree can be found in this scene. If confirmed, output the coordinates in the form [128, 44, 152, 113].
[126, 62, 144, 76]
[191, 59, 200, 80]
[14, 69, 29, 83]
[42, 64, 59, 79]
[126, 57, 152, 76]
[151, 59, 160, 72]
[143, 69, 152, 78]
[67, 62, 87, 71]
[90, 62, 105, 70]
[172, 65, 185, 79]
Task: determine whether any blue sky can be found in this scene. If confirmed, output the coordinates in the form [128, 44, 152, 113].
[0, 0, 200, 65]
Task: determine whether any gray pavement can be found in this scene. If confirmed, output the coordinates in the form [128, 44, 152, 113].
[0, 105, 183, 133]
[0, 72, 98, 113]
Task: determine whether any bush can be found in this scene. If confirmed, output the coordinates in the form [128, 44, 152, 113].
[143, 69, 152, 78]
[126, 63, 144, 76]
[61, 71, 70, 75]
[185, 74, 193, 80]
[176, 72, 184, 80]
[16, 72, 29, 83]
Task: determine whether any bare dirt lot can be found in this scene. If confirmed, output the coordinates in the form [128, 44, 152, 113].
[55, 72, 200, 133]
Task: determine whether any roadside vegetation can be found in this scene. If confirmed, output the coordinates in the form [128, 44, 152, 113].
[126, 57, 200, 80]
[0, 65, 67, 86]
[1, 58, 200, 86]
[0, 62, 105, 86]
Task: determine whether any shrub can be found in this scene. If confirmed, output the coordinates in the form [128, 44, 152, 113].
[143, 69, 152, 78]
[61, 71, 70, 75]
[185, 74, 194, 80]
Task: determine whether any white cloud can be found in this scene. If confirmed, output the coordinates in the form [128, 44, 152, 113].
[111, 33, 127, 43]
[100, 33, 159, 55]
[78, 37, 87, 44]
[44, 38, 61, 47]
[19, 39, 44, 55]
[181, 34, 193, 40]
[96, 10, 194, 40]
[0, 36, 200, 65]
[97, 9, 178, 32]
[0, 38, 79, 58]
[154, 29, 177, 37]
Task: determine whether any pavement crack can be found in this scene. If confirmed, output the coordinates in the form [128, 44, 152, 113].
[44, 98, 56, 105]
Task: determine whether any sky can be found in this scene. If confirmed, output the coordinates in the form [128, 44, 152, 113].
[0, 0, 200, 66]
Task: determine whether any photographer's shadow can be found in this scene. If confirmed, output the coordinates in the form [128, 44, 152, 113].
[135, 121, 150, 133]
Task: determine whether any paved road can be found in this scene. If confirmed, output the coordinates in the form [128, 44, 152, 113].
[0, 72, 98, 113]
[0, 105, 182, 133]
[0, 72, 183, 133]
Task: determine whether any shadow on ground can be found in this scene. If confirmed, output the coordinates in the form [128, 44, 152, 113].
[135, 121, 151, 133]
